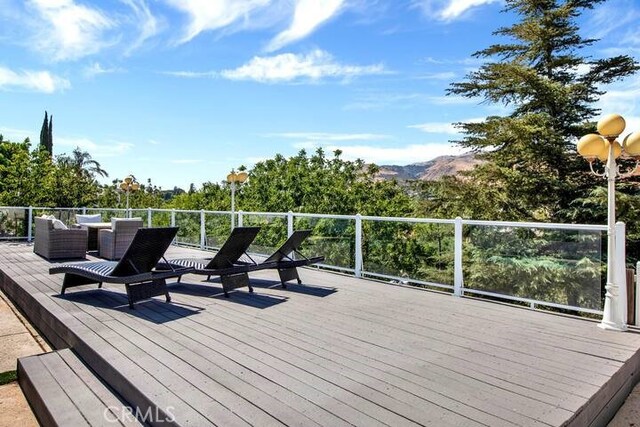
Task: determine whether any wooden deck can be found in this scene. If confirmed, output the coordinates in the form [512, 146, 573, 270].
[2, 242, 640, 426]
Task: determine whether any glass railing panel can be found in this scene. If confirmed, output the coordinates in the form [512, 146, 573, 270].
[463, 225, 603, 310]
[0, 207, 31, 239]
[149, 210, 171, 228]
[172, 211, 201, 246]
[294, 215, 355, 270]
[362, 220, 455, 288]
[240, 213, 288, 256]
[203, 212, 232, 249]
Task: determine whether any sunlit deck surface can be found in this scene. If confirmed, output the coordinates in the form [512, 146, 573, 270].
[2, 242, 640, 426]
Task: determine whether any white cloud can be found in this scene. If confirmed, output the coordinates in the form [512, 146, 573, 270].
[161, 70, 218, 78]
[0, 66, 70, 93]
[409, 117, 483, 134]
[323, 142, 465, 165]
[439, 0, 499, 20]
[164, 0, 270, 44]
[343, 92, 425, 111]
[414, 0, 500, 22]
[120, 0, 159, 54]
[221, 49, 387, 83]
[596, 75, 640, 138]
[83, 62, 124, 79]
[417, 71, 456, 80]
[267, 132, 389, 142]
[266, 0, 345, 52]
[56, 137, 133, 157]
[0, 126, 35, 142]
[27, 0, 114, 61]
[427, 95, 478, 105]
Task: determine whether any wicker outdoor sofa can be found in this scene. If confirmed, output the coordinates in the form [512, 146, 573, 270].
[33, 217, 88, 260]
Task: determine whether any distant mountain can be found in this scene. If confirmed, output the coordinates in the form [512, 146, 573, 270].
[375, 153, 483, 181]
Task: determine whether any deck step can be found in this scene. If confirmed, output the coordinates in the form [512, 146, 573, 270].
[18, 349, 144, 427]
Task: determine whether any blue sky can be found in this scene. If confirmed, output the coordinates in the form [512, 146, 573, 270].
[1, 0, 639, 190]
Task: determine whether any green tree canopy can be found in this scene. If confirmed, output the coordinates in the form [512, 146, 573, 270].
[436, 0, 639, 222]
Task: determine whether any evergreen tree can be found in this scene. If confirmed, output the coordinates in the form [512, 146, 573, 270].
[445, 0, 639, 222]
[48, 114, 53, 154]
[39, 111, 53, 155]
[39, 111, 49, 153]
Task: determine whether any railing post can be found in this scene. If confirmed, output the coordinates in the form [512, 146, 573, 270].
[287, 211, 294, 237]
[616, 221, 627, 326]
[238, 210, 243, 227]
[147, 208, 152, 228]
[171, 209, 176, 227]
[27, 206, 33, 242]
[355, 214, 362, 278]
[200, 210, 206, 250]
[453, 216, 463, 297]
[82, 207, 87, 214]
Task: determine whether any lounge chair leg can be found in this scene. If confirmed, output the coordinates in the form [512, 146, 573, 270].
[248, 285, 254, 293]
[177, 276, 181, 283]
[224, 289, 230, 298]
[98, 282, 103, 289]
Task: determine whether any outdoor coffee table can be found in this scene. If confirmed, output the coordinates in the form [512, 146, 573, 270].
[80, 222, 112, 251]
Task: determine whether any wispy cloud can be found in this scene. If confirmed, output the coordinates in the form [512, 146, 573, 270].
[265, 131, 390, 142]
[416, 71, 456, 80]
[161, 70, 218, 79]
[27, 0, 114, 61]
[120, 0, 159, 54]
[56, 137, 133, 157]
[343, 92, 426, 111]
[220, 49, 388, 83]
[0, 66, 70, 93]
[302, 142, 466, 165]
[585, 0, 640, 40]
[266, 0, 345, 52]
[414, 0, 500, 21]
[164, 0, 270, 44]
[83, 62, 125, 79]
[409, 117, 483, 134]
[0, 126, 35, 142]
[596, 75, 640, 138]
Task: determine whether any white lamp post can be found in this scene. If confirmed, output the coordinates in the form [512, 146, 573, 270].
[119, 175, 140, 215]
[227, 170, 248, 229]
[577, 114, 640, 331]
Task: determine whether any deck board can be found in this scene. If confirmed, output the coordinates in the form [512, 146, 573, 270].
[3, 242, 640, 426]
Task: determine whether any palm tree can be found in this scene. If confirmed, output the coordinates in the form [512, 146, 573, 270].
[58, 147, 109, 178]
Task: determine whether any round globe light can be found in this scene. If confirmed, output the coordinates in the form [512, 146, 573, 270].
[237, 171, 249, 183]
[597, 114, 626, 137]
[120, 182, 128, 191]
[131, 182, 140, 191]
[577, 133, 606, 159]
[124, 176, 133, 184]
[623, 132, 640, 157]
[597, 140, 623, 162]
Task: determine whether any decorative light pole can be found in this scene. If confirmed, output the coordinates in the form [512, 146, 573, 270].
[227, 169, 248, 229]
[577, 114, 640, 331]
[119, 175, 140, 214]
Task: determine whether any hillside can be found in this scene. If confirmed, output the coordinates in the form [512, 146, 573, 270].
[375, 153, 483, 181]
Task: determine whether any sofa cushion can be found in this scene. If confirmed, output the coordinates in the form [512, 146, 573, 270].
[52, 219, 68, 230]
[76, 214, 102, 224]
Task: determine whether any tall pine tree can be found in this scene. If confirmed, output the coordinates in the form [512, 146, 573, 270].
[447, 0, 638, 222]
[39, 111, 53, 155]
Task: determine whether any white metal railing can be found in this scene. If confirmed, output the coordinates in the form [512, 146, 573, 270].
[2, 205, 626, 319]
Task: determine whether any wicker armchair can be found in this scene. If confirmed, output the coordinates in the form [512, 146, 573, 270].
[98, 218, 143, 260]
[33, 217, 88, 260]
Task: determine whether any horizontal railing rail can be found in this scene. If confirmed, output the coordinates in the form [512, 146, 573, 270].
[1, 205, 614, 317]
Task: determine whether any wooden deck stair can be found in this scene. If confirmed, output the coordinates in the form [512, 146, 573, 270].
[18, 349, 144, 426]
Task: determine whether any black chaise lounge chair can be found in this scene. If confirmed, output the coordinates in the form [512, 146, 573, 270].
[50, 227, 192, 309]
[162, 226, 267, 297]
[259, 229, 324, 287]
